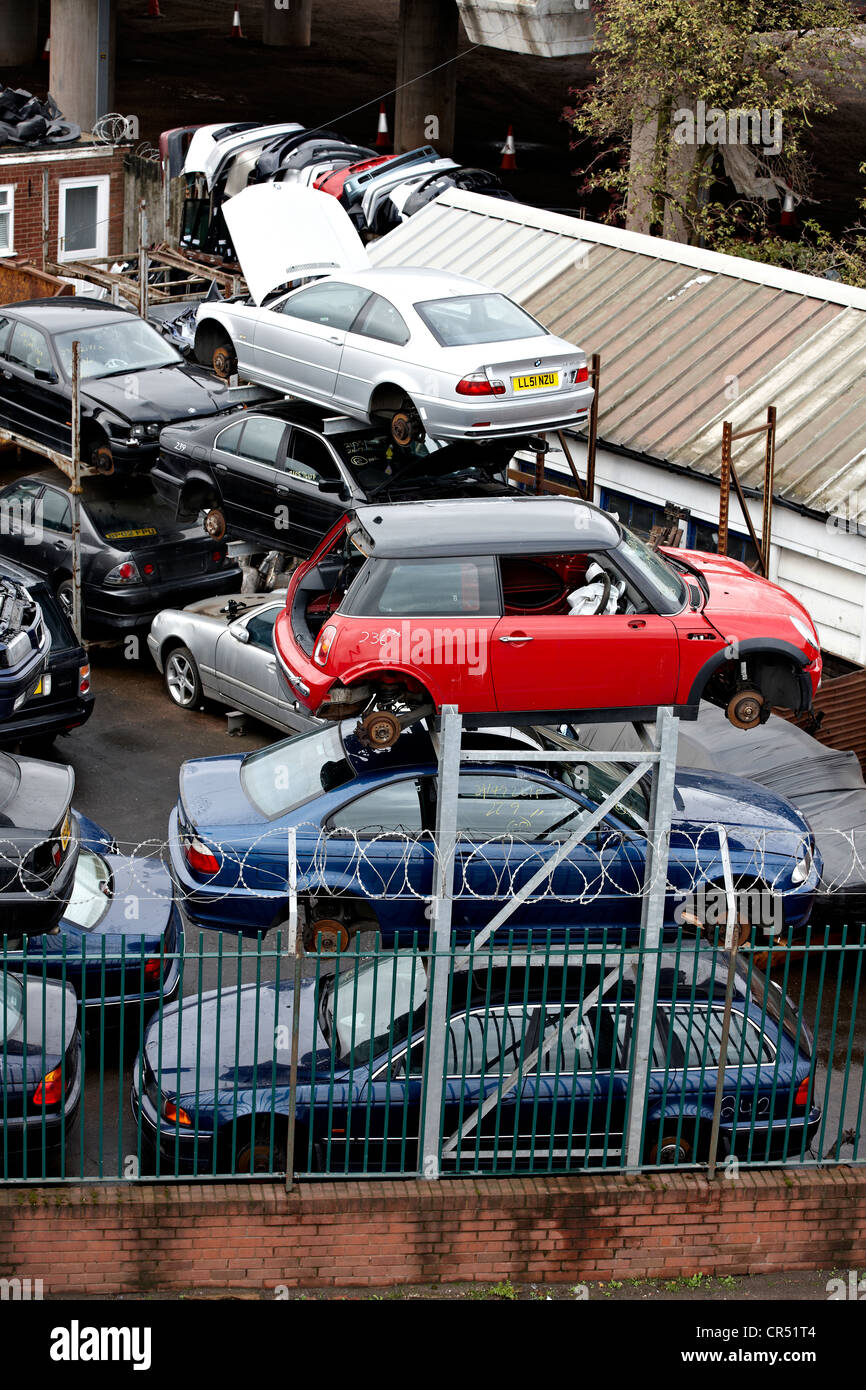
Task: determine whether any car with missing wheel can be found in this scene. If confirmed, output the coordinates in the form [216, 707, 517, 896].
[0, 472, 240, 635]
[167, 719, 820, 949]
[130, 948, 820, 1175]
[147, 590, 316, 735]
[193, 185, 593, 446]
[152, 401, 519, 552]
[0, 298, 235, 474]
[271, 495, 822, 743]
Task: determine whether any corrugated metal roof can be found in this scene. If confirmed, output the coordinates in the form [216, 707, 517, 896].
[371, 190, 866, 520]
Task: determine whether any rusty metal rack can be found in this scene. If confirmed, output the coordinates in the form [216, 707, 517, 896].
[719, 406, 777, 575]
[44, 244, 246, 311]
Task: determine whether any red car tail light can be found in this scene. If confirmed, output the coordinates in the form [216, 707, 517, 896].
[32, 1066, 63, 1107]
[184, 836, 221, 875]
[456, 373, 506, 396]
[313, 624, 337, 668]
[793, 1076, 811, 1109]
[79, 663, 91, 696]
[574, 364, 589, 383]
[143, 957, 163, 985]
[104, 560, 141, 586]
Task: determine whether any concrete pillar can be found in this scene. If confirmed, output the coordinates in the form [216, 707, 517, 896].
[263, 0, 312, 47]
[394, 0, 459, 156]
[50, 0, 116, 135]
[625, 97, 659, 236]
[0, 2, 39, 66]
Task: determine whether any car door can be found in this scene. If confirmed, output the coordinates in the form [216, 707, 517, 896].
[251, 281, 372, 400]
[214, 603, 284, 723]
[210, 415, 291, 544]
[337, 292, 412, 415]
[528, 1001, 628, 1169]
[492, 552, 681, 715]
[3, 322, 67, 450]
[278, 426, 349, 556]
[0, 479, 47, 570]
[35, 486, 74, 584]
[0, 313, 18, 431]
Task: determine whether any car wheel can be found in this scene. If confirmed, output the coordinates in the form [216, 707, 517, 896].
[203, 507, 227, 541]
[726, 688, 764, 729]
[164, 645, 203, 709]
[390, 398, 424, 447]
[212, 343, 237, 380]
[56, 578, 77, 623]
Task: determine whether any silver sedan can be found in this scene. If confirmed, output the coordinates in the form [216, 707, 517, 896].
[193, 187, 593, 446]
[147, 591, 317, 735]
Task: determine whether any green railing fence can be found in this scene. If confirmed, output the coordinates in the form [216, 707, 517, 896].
[1, 923, 864, 1183]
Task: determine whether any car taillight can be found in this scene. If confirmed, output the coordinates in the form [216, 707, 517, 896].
[574, 364, 589, 383]
[163, 1099, 192, 1127]
[794, 1076, 811, 1109]
[79, 663, 91, 696]
[184, 835, 221, 875]
[143, 957, 163, 985]
[104, 560, 141, 586]
[33, 1066, 63, 1107]
[212, 550, 223, 565]
[313, 624, 337, 668]
[456, 373, 506, 396]
[142, 562, 155, 577]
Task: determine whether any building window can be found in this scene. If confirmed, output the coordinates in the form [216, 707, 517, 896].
[0, 186, 14, 256]
[601, 486, 755, 565]
[57, 175, 110, 262]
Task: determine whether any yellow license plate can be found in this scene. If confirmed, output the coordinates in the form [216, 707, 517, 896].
[60, 815, 70, 852]
[512, 372, 559, 392]
[104, 527, 158, 540]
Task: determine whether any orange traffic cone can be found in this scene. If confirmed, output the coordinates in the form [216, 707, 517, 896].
[780, 191, 796, 227]
[148, 0, 162, 15]
[500, 124, 517, 171]
[375, 103, 391, 151]
[230, 7, 243, 38]
[40, 34, 50, 60]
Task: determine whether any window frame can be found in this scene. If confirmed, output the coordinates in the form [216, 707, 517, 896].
[0, 185, 15, 257]
[57, 174, 110, 263]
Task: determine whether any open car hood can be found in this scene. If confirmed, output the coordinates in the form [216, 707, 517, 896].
[223, 185, 370, 305]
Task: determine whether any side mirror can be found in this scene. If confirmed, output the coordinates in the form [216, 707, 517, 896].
[230, 626, 249, 644]
[317, 478, 343, 494]
[34, 368, 57, 383]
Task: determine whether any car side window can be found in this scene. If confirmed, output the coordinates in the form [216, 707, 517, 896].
[237, 416, 288, 466]
[215, 421, 245, 455]
[454, 774, 588, 840]
[666, 1006, 774, 1068]
[39, 489, 71, 534]
[0, 480, 42, 531]
[540, 1005, 619, 1074]
[244, 608, 279, 650]
[279, 281, 371, 331]
[327, 778, 424, 837]
[8, 323, 52, 374]
[446, 1007, 534, 1078]
[353, 294, 410, 346]
[0, 314, 13, 357]
[283, 430, 341, 483]
[347, 556, 500, 618]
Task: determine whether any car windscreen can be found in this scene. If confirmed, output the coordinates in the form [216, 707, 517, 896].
[0, 751, 21, 815]
[322, 954, 428, 1061]
[615, 525, 685, 612]
[54, 319, 182, 380]
[64, 850, 112, 931]
[0, 974, 23, 1042]
[240, 725, 356, 818]
[561, 759, 649, 832]
[414, 293, 548, 347]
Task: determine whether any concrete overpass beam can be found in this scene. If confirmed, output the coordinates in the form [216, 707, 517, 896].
[394, 0, 459, 156]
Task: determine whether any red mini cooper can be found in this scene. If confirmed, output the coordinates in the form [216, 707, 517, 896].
[273, 496, 822, 747]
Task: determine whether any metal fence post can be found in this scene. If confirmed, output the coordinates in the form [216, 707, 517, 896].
[624, 707, 679, 1169]
[285, 826, 300, 1192]
[420, 705, 462, 1179]
[70, 341, 83, 644]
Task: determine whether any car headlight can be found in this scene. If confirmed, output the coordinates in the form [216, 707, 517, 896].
[791, 841, 814, 885]
[0, 630, 29, 668]
[790, 614, 819, 652]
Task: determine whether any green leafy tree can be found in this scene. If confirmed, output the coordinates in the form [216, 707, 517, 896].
[568, 0, 864, 249]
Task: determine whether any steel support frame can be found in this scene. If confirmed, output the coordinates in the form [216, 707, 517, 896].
[420, 706, 680, 1179]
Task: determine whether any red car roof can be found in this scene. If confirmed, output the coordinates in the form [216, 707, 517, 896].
[315, 155, 394, 198]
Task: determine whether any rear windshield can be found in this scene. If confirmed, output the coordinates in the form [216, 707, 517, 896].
[414, 293, 548, 347]
[0, 975, 23, 1041]
[241, 725, 355, 818]
[64, 851, 112, 932]
[82, 483, 184, 543]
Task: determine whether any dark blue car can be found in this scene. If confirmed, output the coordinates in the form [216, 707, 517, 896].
[130, 947, 821, 1176]
[168, 722, 821, 948]
[0, 572, 50, 722]
[1, 970, 81, 1176]
[10, 813, 183, 1010]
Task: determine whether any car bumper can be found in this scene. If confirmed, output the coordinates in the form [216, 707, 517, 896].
[130, 1073, 215, 1175]
[0, 644, 50, 721]
[3, 820, 80, 935]
[0, 693, 95, 746]
[1, 1065, 82, 1162]
[416, 383, 594, 442]
[85, 567, 242, 632]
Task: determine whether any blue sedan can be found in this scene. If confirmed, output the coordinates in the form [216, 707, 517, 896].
[12, 813, 183, 1009]
[1, 971, 81, 1176]
[130, 948, 821, 1175]
[168, 722, 821, 948]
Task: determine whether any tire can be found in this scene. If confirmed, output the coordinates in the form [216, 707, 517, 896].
[164, 644, 203, 710]
[212, 343, 237, 380]
[56, 578, 77, 624]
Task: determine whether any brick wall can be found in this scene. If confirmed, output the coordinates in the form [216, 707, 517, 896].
[1, 1170, 865, 1294]
[0, 146, 126, 268]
